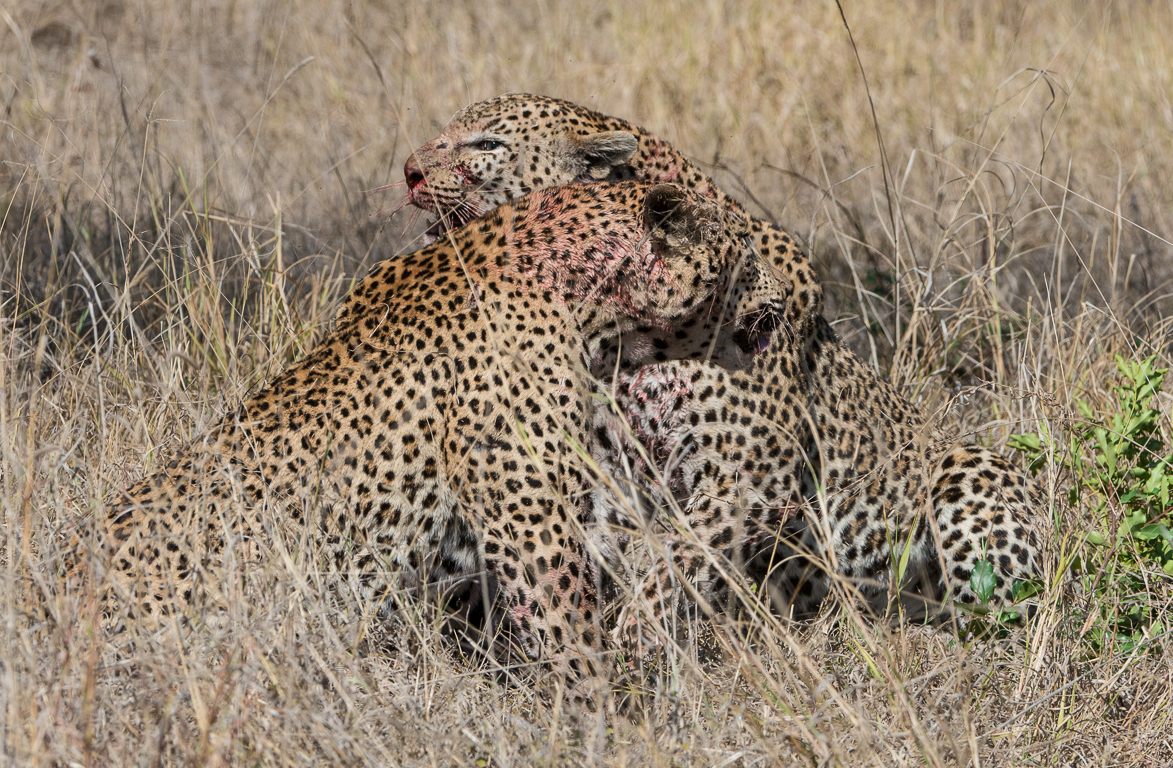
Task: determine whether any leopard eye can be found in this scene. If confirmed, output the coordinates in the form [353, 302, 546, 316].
[474, 139, 503, 151]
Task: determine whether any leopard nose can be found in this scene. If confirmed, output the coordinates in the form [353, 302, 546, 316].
[404, 156, 425, 191]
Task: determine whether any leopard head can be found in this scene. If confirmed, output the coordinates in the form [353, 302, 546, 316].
[404, 94, 640, 241]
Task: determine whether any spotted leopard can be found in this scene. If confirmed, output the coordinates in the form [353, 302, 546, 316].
[401, 94, 1044, 655]
[82, 181, 785, 682]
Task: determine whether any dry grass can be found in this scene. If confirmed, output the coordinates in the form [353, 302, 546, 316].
[3, 0, 1173, 765]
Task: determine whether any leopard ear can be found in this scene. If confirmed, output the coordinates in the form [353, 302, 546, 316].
[644, 184, 716, 247]
[576, 131, 638, 180]
[644, 183, 688, 228]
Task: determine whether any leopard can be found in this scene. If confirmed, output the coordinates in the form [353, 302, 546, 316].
[80, 181, 787, 685]
[399, 93, 1045, 656]
[602, 324, 1044, 650]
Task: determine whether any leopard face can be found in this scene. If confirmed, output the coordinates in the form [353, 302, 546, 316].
[405, 94, 641, 239]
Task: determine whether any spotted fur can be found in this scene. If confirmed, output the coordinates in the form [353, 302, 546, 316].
[405, 93, 823, 347]
[404, 94, 1043, 656]
[85, 182, 783, 682]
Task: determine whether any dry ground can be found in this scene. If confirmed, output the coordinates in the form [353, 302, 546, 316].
[2, 0, 1172, 765]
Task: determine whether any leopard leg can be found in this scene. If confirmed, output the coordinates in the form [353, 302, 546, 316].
[930, 446, 1043, 615]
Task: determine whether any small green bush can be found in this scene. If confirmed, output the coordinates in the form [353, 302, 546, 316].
[1010, 354, 1173, 652]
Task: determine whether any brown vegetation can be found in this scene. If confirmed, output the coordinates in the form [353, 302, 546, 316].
[2, 0, 1171, 764]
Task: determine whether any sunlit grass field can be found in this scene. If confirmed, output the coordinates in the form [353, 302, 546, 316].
[3, 1, 1172, 764]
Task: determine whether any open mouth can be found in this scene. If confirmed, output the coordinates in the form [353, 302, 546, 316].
[731, 307, 783, 358]
[732, 329, 772, 356]
[421, 206, 479, 242]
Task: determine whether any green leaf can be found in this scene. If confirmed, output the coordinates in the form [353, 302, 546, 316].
[1008, 432, 1049, 474]
[1133, 524, 1164, 541]
[1008, 433, 1041, 452]
[1119, 489, 1143, 505]
[1123, 510, 1149, 534]
[970, 560, 997, 604]
[993, 607, 1025, 623]
[1151, 523, 1173, 552]
[1010, 578, 1043, 602]
[1097, 432, 1118, 474]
